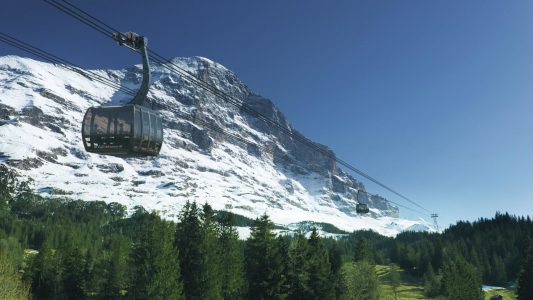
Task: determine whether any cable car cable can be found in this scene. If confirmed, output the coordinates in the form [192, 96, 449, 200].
[36, 0, 437, 215]
[0, 33, 130, 94]
[0, 33, 432, 218]
[43, 0, 434, 215]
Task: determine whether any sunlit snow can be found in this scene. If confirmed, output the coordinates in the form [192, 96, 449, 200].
[0, 55, 434, 237]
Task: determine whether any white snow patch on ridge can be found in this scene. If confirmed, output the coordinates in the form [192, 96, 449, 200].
[0, 55, 434, 236]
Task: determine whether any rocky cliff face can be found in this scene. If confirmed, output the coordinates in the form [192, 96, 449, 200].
[0, 55, 422, 236]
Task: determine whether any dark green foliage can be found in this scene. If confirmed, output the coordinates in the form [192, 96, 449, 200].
[313, 223, 348, 235]
[62, 246, 86, 299]
[277, 235, 291, 298]
[215, 210, 255, 227]
[200, 203, 223, 300]
[175, 201, 224, 300]
[441, 212, 532, 285]
[219, 212, 245, 300]
[518, 239, 533, 300]
[341, 260, 379, 300]
[441, 257, 483, 300]
[175, 201, 204, 300]
[131, 211, 183, 300]
[245, 214, 288, 300]
[307, 228, 335, 300]
[324, 239, 344, 299]
[1, 166, 533, 300]
[376, 212, 533, 286]
[287, 234, 311, 299]
[93, 234, 131, 298]
[353, 237, 372, 263]
[423, 263, 441, 298]
[29, 246, 63, 299]
[0, 165, 17, 216]
[0, 236, 24, 267]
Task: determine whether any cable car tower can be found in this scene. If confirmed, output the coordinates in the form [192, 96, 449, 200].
[81, 32, 163, 157]
[431, 213, 439, 231]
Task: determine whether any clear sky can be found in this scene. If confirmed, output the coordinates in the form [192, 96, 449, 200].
[1, 0, 533, 227]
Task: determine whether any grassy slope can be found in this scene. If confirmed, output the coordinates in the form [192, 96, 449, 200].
[375, 265, 517, 300]
[483, 288, 516, 300]
[376, 265, 425, 300]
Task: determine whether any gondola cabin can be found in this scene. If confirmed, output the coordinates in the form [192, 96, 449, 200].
[356, 203, 369, 214]
[82, 104, 162, 156]
[81, 32, 163, 157]
[356, 190, 370, 214]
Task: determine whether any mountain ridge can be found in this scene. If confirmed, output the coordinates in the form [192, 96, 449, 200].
[0, 54, 433, 236]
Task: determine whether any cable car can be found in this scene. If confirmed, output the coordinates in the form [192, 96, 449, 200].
[82, 105, 162, 156]
[356, 190, 370, 214]
[356, 203, 369, 214]
[81, 32, 163, 156]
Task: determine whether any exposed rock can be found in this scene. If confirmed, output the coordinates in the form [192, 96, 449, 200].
[36, 150, 58, 163]
[281, 179, 294, 194]
[138, 170, 165, 177]
[247, 144, 262, 158]
[190, 127, 213, 151]
[0, 103, 14, 120]
[6, 158, 43, 170]
[69, 147, 89, 160]
[65, 84, 98, 103]
[47, 124, 64, 134]
[132, 180, 146, 186]
[38, 88, 82, 112]
[20, 106, 44, 127]
[332, 176, 347, 194]
[38, 186, 73, 195]
[96, 163, 124, 173]
[51, 147, 68, 157]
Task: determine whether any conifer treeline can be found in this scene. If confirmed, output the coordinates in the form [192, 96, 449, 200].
[1, 165, 533, 299]
[0, 166, 346, 299]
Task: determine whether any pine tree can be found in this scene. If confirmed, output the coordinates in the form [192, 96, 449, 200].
[327, 241, 344, 299]
[422, 262, 440, 298]
[175, 200, 231, 300]
[61, 246, 86, 299]
[341, 260, 379, 300]
[200, 203, 223, 300]
[518, 239, 533, 300]
[307, 228, 335, 300]
[96, 234, 131, 298]
[30, 246, 64, 299]
[353, 237, 372, 263]
[219, 211, 245, 300]
[491, 254, 507, 285]
[175, 201, 204, 299]
[277, 235, 291, 298]
[287, 234, 311, 300]
[441, 258, 483, 300]
[81, 252, 97, 297]
[245, 214, 287, 300]
[131, 212, 183, 300]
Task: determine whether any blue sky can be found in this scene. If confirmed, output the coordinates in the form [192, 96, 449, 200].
[1, 1, 533, 227]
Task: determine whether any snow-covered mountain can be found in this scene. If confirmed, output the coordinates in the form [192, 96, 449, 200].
[0, 55, 433, 236]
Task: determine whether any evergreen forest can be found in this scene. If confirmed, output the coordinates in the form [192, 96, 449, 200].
[1, 165, 533, 300]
